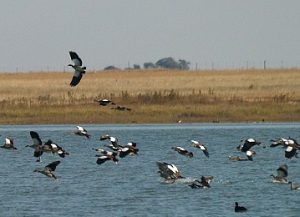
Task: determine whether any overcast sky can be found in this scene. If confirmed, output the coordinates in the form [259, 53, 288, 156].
[0, 0, 300, 72]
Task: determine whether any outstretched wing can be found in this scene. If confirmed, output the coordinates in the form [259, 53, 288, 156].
[69, 51, 82, 66]
[70, 71, 82, 87]
[45, 161, 61, 172]
[30, 131, 42, 146]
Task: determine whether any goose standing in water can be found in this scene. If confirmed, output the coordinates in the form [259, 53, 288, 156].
[68, 51, 86, 87]
[1, 138, 17, 150]
[172, 146, 193, 158]
[234, 202, 247, 212]
[74, 126, 90, 139]
[271, 164, 289, 184]
[191, 140, 209, 158]
[34, 161, 61, 180]
[156, 162, 184, 182]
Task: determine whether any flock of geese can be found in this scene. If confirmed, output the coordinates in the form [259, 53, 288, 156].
[1, 127, 299, 212]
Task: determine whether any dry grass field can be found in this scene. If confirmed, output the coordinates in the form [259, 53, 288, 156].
[0, 69, 300, 124]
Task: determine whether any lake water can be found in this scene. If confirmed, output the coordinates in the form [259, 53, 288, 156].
[0, 123, 299, 217]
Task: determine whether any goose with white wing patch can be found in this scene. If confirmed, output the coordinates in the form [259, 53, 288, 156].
[68, 51, 86, 87]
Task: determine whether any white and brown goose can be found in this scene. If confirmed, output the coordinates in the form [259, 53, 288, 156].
[74, 126, 90, 139]
[191, 140, 209, 158]
[172, 146, 193, 158]
[156, 161, 184, 182]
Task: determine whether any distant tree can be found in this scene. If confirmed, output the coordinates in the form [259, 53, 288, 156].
[143, 62, 156, 69]
[155, 57, 190, 70]
[133, 64, 141, 69]
[178, 59, 190, 70]
[104, 65, 120, 70]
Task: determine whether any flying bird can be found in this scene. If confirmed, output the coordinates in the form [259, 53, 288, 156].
[236, 138, 261, 152]
[68, 51, 86, 87]
[271, 164, 289, 184]
[95, 99, 115, 106]
[74, 126, 90, 139]
[95, 148, 119, 165]
[156, 161, 184, 182]
[172, 146, 193, 158]
[191, 140, 209, 158]
[34, 161, 61, 180]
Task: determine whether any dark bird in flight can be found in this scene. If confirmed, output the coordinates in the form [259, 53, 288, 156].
[34, 161, 61, 180]
[68, 51, 86, 87]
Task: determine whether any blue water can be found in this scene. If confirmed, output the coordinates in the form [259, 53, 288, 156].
[0, 123, 299, 217]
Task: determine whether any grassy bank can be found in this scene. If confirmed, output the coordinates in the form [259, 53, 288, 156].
[0, 69, 299, 124]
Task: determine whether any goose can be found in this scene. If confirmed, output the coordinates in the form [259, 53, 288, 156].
[237, 138, 261, 152]
[68, 51, 86, 87]
[34, 161, 60, 180]
[43, 140, 69, 158]
[235, 202, 247, 212]
[271, 164, 288, 183]
[288, 182, 300, 190]
[284, 139, 299, 159]
[74, 126, 90, 139]
[95, 148, 119, 165]
[270, 137, 288, 148]
[100, 135, 119, 147]
[118, 146, 139, 158]
[172, 146, 193, 158]
[111, 105, 132, 111]
[95, 99, 115, 106]
[191, 140, 209, 158]
[228, 150, 256, 161]
[1, 138, 17, 150]
[28, 131, 44, 162]
[156, 162, 184, 181]
[189, 176, 213, 189]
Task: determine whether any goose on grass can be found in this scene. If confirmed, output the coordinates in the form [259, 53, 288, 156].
[68, 51, 86, 87]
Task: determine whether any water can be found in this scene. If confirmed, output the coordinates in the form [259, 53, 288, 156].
[0, 123, 299, 217]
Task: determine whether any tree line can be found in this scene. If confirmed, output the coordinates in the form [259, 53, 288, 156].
[104, 57, 190, 70]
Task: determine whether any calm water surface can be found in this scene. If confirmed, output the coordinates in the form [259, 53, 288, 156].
[0, 123, 299, 217]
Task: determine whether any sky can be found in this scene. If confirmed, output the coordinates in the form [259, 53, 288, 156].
[0, 0, 300, 72]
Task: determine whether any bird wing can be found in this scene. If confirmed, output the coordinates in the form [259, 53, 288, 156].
[45, 161, 61, 172]
[70, 71, 82, 87]
[277, 165, 288, 178]
[69, 51, 82, 66]
[5, 138, 12, 145]
[30, 131, 42, 146]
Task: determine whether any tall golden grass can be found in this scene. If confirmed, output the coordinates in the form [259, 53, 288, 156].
[0, 69, 299, 124]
